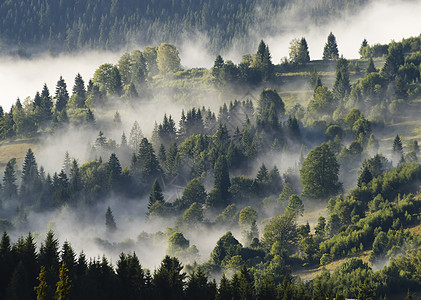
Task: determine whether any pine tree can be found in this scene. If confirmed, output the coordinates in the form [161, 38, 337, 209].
[60, 241, 76, 278]
[214, 155, 230, 200]
[72, 73, 86, 108]
[55, 76, 69, 112]
[300, 143, 341, 199]
[105, 206, 117, 233]
[392, 134, 403, 164]
[366, 58, 377, 74]
[212, 55, 225, 85]
[166, 142, 179, 179]
[323, 32, 339, 60]
[2, 158, 17, 199]
[63, 151, 71, 177]
[120, 132, 128, 149]
[152, 256, 186, 300]
[116, 252, 146, 299]
[109, 66, 123, 96]
[21, 148, 39, 198]
[148, 179, 164, 209]
[69, 159, 82, 196]
[359, 39, 368, 58]
[85, 108, 95, 125]
[333, 57, 351, 99]
[107, 153, 122, 189]
[136, 138, 162, 183]
[55, 263, 72, 300]
[0, 232, 13, 299]
[39, 83, 53, 125]
[256, 164, 268, 183]
[129, 121, 143, 151]
[39, 230, 60, 298]
[34, 266, 48, 300]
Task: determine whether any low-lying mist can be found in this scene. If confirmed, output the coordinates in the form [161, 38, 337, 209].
[2, 0, 420, 112]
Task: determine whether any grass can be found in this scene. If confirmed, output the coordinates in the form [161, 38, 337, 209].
[0, 138, 38, 170]
[293, 250, 371, 281]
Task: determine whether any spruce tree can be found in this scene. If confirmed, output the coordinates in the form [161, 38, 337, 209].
[300, 143, 341, 198]
[105, 206, 117, 233]
[148, 179, 164, 209]
[366, 58, 377, 74]
[63, 151, 71, 177]
[322, 32, 339, 60]
[214, 155, 230, 200]
[2, 158, 17, 199]
[72, 73, 86, 108]
[55, 263, 72, 300]
[107, 153, 122, 188]
[39, 230, 60, 299]
[34, 266, 48, 300]
[55, 76, 69, 112]
[333, 57, 351, 99]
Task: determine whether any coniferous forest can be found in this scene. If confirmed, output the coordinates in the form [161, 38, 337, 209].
[1, 1, 421, 300]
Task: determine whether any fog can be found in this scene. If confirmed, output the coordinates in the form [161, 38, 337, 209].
[226, 0, 421, 63]
[0, 0, 419, 273]
[1, 0, 420, 111]
[0, 51, 122, 112]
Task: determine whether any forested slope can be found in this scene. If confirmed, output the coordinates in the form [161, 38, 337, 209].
[0, 0, 369, 56]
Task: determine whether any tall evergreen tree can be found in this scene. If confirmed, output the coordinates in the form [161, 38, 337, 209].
[333, 57, 351, 99]
[55, 76, 69, 112]
[152, 256, 186, 300]
[323, 32, 339, 60]
[212, 155, 231, 205]
[107, 153, 122, 189]
[2, 158, 17, 199]
[55, 263, 72, 300]
[300, 143, 341, 199]
[105, 206, 117, 233]
[39, 230, 60, 299]
[148, 179, 164, 209]
[109, 66, 123, 96]
[72, 73, 86, 108]
[366, 58, 377, 74]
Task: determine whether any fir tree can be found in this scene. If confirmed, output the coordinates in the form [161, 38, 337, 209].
[105, 206, 117, 233]
[148, 179, 164, 209]
[2, 158, 17, 199]
[34, 266, 48, 300]
[72, 73, 86, 108]
[55, 263, 72, 300]
[55, 76, 69, 112]
[323, 32, 339, 60]
[366, 58, 377, 74]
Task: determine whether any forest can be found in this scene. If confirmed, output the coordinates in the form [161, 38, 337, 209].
[0, 0, 370, 56]
[1, 8, 421, 299]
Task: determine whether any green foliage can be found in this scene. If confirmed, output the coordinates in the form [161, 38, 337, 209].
[105, 206, 117, 233]
[300, 143, 341, 199]
[289, 37, 310, 64]
[308, 86, 336, 115]
[210, 232, 242, 266]
[55, 263, 72, 300]
[286, 194, 304, 217]
[157, 43, 181, 74]
[263, 212, 298, 252]
[256, 89, 285, 130]
[323, 32, 339, 60]
[152, 256, 186, 300]
[168, 232, 190, 256]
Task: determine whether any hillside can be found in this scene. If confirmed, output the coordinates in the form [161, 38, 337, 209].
[0, 0, 370, 56]
[1, 32, 421, 299]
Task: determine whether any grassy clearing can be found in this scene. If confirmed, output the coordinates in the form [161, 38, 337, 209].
[293, 250, 371, 281]
[0, 138, 38, 170]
